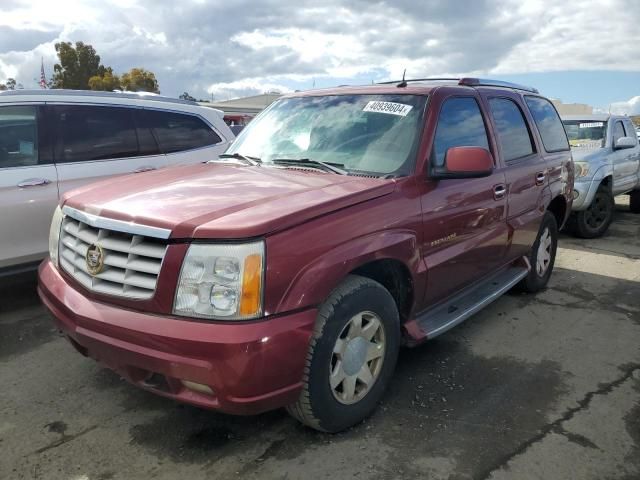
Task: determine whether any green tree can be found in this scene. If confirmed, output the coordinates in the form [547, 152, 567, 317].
[121, 68, 160, 93]
[52, 41, 105, 89]
[179, 91, 196, 101]
[88, 67, 121, 91]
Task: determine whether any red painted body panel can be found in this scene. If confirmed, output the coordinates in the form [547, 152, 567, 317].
[63, 162, 396, 239]
[40, 82, 574, 413]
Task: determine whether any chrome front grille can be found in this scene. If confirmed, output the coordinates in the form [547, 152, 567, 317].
[59, 212, 168, 300]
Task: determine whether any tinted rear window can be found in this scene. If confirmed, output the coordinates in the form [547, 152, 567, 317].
[489, 98, 534, 161]
[52, 105, 139, 162]
[525, 97, 569, 152]
[138, 110, 221, 154]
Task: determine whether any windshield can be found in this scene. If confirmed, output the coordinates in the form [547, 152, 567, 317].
[226, 94, 427, 176]
[562, 120, 607, 148]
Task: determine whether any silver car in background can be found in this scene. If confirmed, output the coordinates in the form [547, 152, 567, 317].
[562, 114, 640, 237]
[0, 90, 234, 274]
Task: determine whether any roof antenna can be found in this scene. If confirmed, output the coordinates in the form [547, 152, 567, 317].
[397, 69, 407, 88]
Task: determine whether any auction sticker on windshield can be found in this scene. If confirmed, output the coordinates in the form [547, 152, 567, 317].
[579, 122, 604, 128]
[363, 101, 413, 117]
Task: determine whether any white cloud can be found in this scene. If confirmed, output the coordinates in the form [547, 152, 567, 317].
[207, 78, 292, 100]
[0, 0, 638, 97]
[609, 96, 640, 116]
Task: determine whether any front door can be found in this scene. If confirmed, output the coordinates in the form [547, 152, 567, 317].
[0, 105, 59, 269]
[611, 119, 640, 194]
[421, 95, 509, 305]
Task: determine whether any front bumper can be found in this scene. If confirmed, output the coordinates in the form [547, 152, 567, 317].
[38, 260, 317, 415]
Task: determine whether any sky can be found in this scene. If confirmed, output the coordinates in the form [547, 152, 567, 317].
[0, 0, 639, 113]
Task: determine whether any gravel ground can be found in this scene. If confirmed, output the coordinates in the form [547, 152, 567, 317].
[1, 198, 638, 480]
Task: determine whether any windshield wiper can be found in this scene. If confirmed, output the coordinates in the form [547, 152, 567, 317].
[214, 153, 262, 166]
[271, 158, 348, 175]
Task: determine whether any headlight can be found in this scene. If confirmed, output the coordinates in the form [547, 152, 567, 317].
[174, 242, 264, 320]
[48, 206, 64, 268]
[574, 162, 590, 178]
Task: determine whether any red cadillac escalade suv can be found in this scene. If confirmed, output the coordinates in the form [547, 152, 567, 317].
[39, 78, 573, 432]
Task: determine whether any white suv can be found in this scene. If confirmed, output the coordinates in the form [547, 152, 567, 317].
[0, 89, 234, 274]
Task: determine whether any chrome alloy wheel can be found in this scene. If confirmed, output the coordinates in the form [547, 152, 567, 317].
[330, 311, 386, 405]
[536, 227, 552, 276]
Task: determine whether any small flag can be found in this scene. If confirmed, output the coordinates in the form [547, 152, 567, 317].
[39, 58, 47, 89]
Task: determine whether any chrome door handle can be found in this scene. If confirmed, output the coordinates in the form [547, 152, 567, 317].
[535, 172, 546, 185]
[133, 166, 156, 173]
[17, 178, 51, 188]
[493, 184, 506, 200]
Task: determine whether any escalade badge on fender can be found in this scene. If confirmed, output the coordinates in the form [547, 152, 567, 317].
[86, 244, 105, 276]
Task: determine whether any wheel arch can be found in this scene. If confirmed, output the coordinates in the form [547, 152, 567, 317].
[351, 258, 415, 323]
[274, 231, 422, 318]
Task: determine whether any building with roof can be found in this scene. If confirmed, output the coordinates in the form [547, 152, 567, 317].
[198, 93, 282, 125]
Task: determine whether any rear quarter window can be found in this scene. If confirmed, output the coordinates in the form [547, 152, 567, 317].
[138, 110, 222, 154]
[524, 96, 569, 152]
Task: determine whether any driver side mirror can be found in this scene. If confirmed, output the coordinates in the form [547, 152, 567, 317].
[431, 146, 494, 179]
[613, 136, 636, 150]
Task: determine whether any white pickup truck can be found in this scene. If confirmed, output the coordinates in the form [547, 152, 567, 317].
[562, 114, 640, 237]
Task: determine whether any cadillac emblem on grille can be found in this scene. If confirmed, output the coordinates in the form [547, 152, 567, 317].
[86, 244, 105, 276]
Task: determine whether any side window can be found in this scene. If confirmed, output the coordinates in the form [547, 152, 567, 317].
[433, 97, 490, 166]
[0, 105, 39, 168]
[524, 96, 569, 152]
[613, 121, 626, 143]
[624, 120, 638, 144]
[488, 98, 535, 161]
[138, 110, 221, 154]
[53, 105, 139, 162]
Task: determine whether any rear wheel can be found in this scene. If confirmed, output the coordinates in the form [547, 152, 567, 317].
[572, 185, 614, 238]
[287, 275, 400, 432]
[518, 211, 558, 293]
[630, 190, 640, 214]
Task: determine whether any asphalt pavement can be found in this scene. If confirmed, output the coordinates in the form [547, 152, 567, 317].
[1, 198, 638, 480]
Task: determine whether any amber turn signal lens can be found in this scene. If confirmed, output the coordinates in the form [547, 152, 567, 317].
[240, 254, 262, 316]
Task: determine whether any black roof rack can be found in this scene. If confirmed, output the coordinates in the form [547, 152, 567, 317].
[0, 89, 199, 105]
[458, 78, 539, 94]
[376, 77, 539, 94]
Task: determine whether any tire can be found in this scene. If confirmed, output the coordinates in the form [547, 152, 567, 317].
[630, 190, 640, 214]
[518, 211, 558, 293]
[287, 275, 400, 432]
[572, 185, 614, 238]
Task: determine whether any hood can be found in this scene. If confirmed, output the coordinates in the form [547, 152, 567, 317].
[63, 163, 396, 239]
[570, 146, 607, 163]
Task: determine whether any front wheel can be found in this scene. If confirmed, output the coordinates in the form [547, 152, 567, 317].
[572, 185, 614, 238]
[287, 275, 400, 432]
[518, 211, 558, 293]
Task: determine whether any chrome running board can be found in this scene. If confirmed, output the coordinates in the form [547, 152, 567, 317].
[416, 266, 528, 339]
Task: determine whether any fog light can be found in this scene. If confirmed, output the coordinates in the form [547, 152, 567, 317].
[573, 190, 579, 200]
[181, 380, 214, 395]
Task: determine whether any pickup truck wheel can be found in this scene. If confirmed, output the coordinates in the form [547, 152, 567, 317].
[630, 191, 640, 214]
[572, 186, 614, 238]
[518, 211, 558, 293]
[286, 275, 400, 432]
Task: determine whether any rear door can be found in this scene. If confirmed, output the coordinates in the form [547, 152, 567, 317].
[483, 93, 547, 261]
[0, 104, 59, 269]
[49, 104, 168, 197]
[421, 94, 509, 304]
